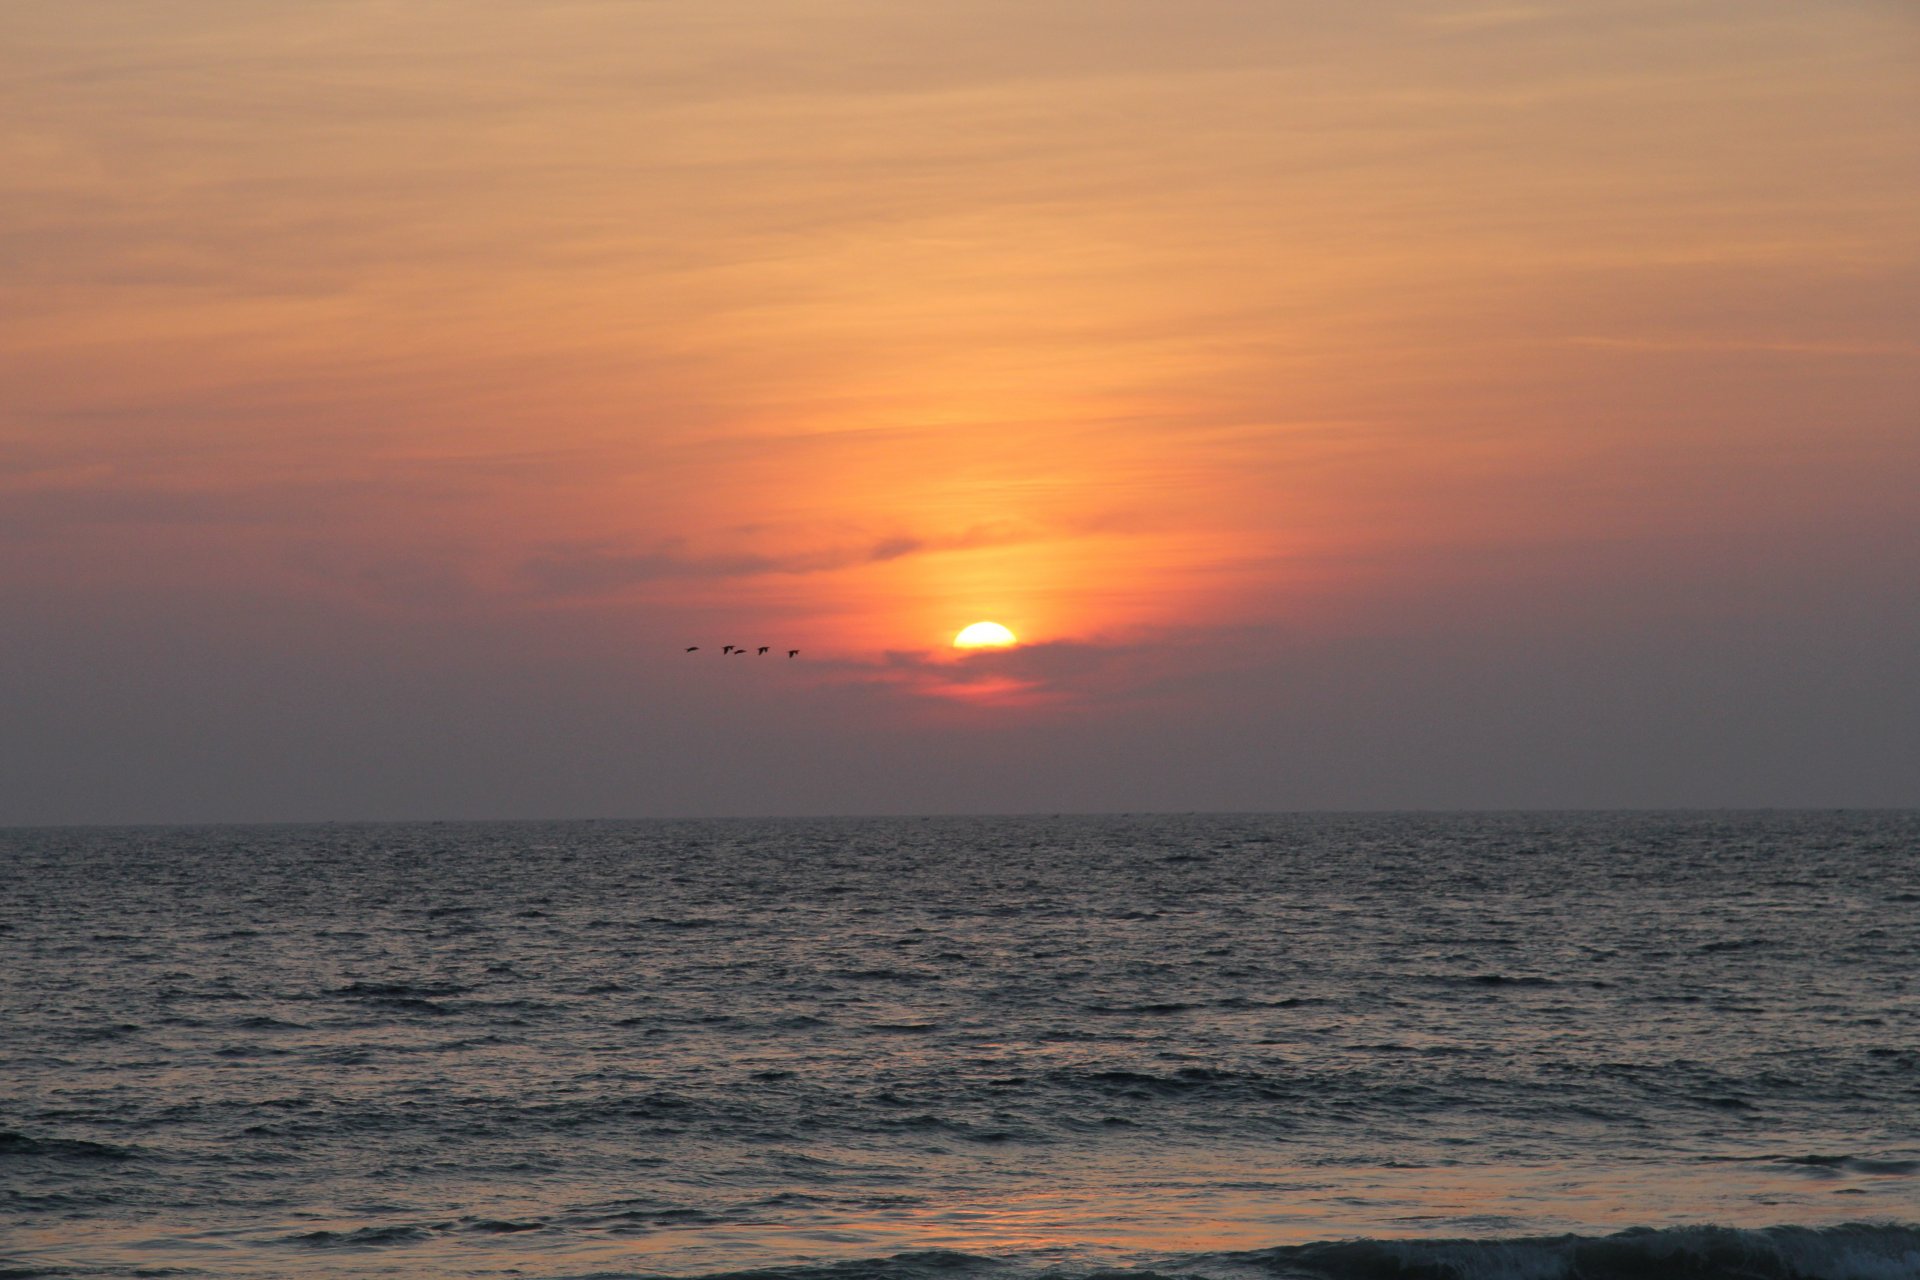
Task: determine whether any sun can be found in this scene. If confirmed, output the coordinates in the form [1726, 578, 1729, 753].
[953, 621, 1018, 649]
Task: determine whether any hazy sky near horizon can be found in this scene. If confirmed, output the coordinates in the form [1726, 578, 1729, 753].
[3, 0, 1917, 822]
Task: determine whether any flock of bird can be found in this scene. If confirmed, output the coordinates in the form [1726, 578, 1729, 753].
[686, 645, 800, 657]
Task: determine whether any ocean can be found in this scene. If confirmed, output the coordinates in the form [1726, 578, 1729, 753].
[2, 812, 1917, 1279]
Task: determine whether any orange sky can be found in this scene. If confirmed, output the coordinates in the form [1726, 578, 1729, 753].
[2, 1, 1916, 817]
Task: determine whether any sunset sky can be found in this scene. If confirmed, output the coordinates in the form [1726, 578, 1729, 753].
[3, 1, 1916, 822]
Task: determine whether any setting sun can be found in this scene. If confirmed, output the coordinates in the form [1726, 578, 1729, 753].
[953, 622, 1018, 649]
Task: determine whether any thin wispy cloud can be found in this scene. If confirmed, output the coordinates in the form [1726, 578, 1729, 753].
[520, 525, 1035, 595]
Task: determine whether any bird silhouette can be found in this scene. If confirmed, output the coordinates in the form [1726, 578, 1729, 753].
[732, 646, 747, 654]
[692, 643, 802, 660]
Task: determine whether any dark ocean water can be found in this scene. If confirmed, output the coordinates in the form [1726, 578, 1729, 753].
[3, 812, 1918, 1280]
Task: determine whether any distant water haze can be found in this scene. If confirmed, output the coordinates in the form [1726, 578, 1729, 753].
[3, 813, 1917, 1278]
[2, 0, 1917, 821]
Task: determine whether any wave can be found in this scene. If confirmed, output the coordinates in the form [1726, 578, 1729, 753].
[0, 1131, 136, 1162]
[1778, 1157, 1920, 1178]
[614, 1228, 1920, 1280]
[193, 1225, 1920, 1279]
[1232, 1224, 1920, 1278]
[284, 1224, 438, 1248]
[1707, 1154, 1920, 1179]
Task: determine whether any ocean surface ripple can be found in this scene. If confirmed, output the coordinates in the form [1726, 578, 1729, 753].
[2, 812, 1916, 1278]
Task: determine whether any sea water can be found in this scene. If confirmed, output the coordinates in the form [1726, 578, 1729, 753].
[3, 812, 1917, 1279]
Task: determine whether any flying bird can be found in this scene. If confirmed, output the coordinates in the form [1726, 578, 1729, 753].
[690, 642, 799, 660]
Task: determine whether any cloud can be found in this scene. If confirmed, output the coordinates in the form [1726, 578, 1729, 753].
[519, 524, 1030, 595]
[1561, 336, 1920, 357]
[0, 481, 314, 534]
[1417, 6, 1551, 30]
[281, 545, 483, 611]
[803, 635, 1193, 709]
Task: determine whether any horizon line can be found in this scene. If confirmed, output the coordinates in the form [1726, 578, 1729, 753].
[3, 805, 1914, 834]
